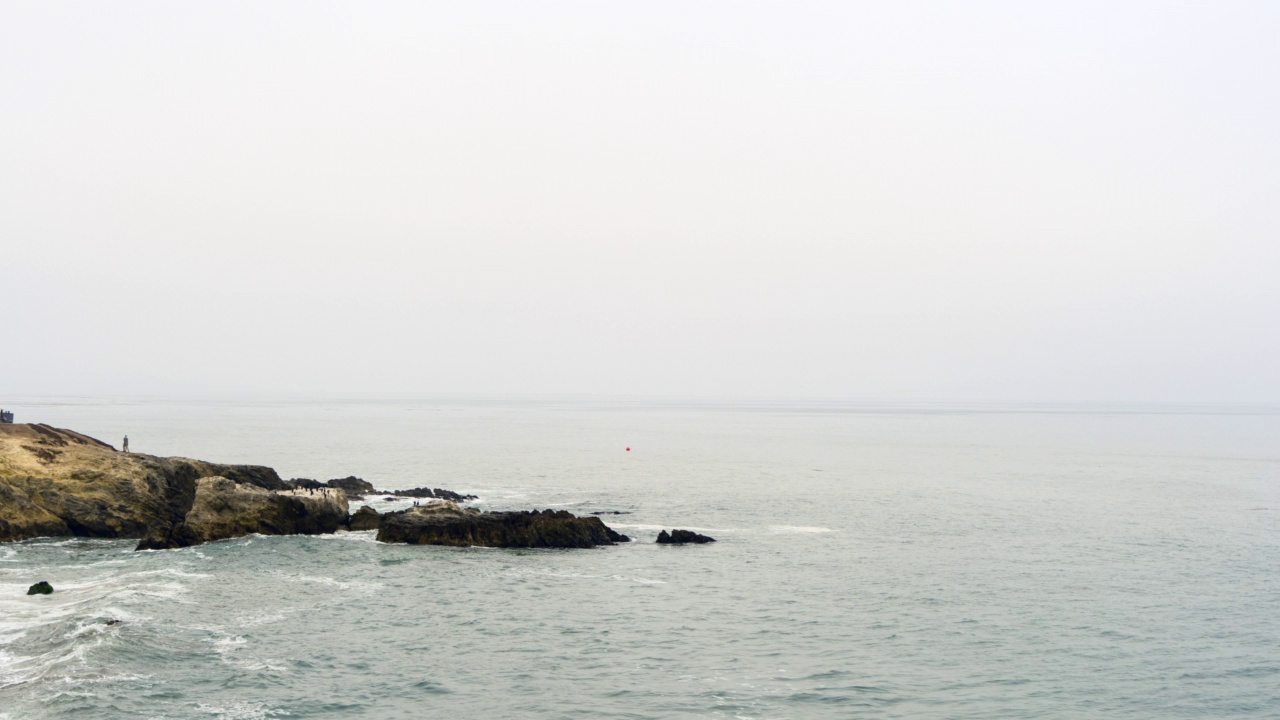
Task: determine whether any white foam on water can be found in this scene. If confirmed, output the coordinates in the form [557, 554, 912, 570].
[236, 611, 286, 627]
[0, 562, 197, 694]
[506, 568, 668, 585]
[57, 671, 148, 686]
[315, 530, 379, 543]
[212, 635, 246, 651]
[132, 567, 212, 580]
[611, 523, 738, 533]
[209, 634, 288, 673]
[282, 574, 354, 590]
[193, 701, 285, 719]
[0, 632, 107, 690]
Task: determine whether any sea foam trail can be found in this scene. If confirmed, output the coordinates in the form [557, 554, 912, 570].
[0, 544, 198, 696]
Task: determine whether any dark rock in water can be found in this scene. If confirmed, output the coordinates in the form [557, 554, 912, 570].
[348, 505, 382, 531]
[391, 487, 478, 501]
[287, 478, 326, 490]
[393, 487, 436, 498]
[590, 510, 631, 515]
[382, 496, 398, 501]
[433, 488, 476, 502]
[106, 619, 122, 626]
[327, 476, 376, 496]
[656, 529, 715, 544]
[27, 581, 53, 595]
[377, 502, 628, 548]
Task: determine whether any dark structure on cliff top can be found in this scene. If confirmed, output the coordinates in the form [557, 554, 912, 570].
[0, 409, 13, 424]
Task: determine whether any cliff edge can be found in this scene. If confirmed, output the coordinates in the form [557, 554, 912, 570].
[0, 423, 347, 549]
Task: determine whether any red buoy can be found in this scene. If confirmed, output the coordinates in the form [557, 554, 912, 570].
[625, 447, 630, 451]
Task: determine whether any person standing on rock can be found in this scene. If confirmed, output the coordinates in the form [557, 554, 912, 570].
[122, 435, 130, 453]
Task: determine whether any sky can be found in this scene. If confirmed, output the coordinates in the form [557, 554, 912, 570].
[1, 1, 1277, 402]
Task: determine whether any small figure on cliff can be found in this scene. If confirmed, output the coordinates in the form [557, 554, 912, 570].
[122, 436, 130, 453]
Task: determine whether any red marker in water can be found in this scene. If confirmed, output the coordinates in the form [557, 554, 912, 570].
[625, 447, 631, 452]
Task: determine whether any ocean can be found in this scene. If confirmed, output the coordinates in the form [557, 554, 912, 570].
[1, 397, 1278, 719]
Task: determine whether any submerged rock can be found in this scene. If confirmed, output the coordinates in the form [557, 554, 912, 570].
[27, 580, 53, 595]
[347, 505, 382, 531]
[656, 529, 715, 544]
[377, 501, 628, 548]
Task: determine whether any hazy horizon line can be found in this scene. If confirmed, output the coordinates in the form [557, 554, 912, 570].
[4, 391, 1278, 415]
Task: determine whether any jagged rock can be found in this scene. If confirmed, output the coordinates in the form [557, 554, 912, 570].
[376, 502, 628, 548]
[656, 529, 715, 544]
[1, 423, 346, 550]
[216, 465, 288, 491]
[287, 478, 326, 490]
[135, 522, 203, 550]
[347, 505, 382, 531]
[391, 487, 478, 501]
[27, 581, 53, 595]
[392, 487, 433, 498]
[432, 488, 476, 502]
[137, 477, 347, 549]
[327, 476, 375, 497]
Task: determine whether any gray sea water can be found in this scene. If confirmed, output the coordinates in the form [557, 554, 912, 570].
[1, 397, 1278, 719]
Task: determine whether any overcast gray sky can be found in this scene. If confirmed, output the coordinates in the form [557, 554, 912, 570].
[1, 1, 1276, 402]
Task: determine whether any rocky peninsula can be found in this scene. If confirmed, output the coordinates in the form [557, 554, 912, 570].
[0, 423, 627, 550]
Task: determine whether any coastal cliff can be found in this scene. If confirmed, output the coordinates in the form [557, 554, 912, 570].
[1, 423, 630, 551]
[0, 423, 346, 549]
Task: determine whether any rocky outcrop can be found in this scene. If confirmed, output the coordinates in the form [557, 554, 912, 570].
[27, 581, 53, 595]
[392, 487, 478, 502]
[347, 505, 382, 531]
[210, 464, 288, 491]
[2, 423, 624, 553]
[326, 476, 375, 498]
[376, 501, 628, 548]
[287, 476, 382, 500]
[656, 529, 715, 544]
[1, 423, 346, 550]
[137, 478, 348, 549]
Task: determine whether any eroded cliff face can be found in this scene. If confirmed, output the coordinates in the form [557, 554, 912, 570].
[137, 477, 348, 550]
[0, 424, 346, 549]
